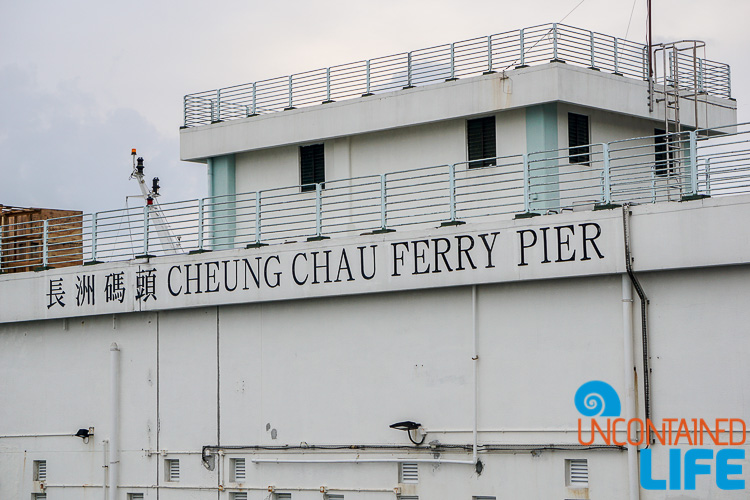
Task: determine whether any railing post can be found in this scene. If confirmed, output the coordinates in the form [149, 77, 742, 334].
[650, 161, 657, 203]
[245, 106, 250, 118]
[143, 206, 150, 256]
[0, 222, 3, 272]
[42, 219, 49, 268]
[325, 67, 332, 102]
[705, 158, 711, 196]
[251, 82, 257, 115]
[602, 143, 612, 205]
[689, 130, 699, 195]
[198, 199, 205, 251]
[406, 52, 413, 88]
[589, 31, 596, 69]
[519, 28, 526, 67]
[365, 59, 372, 95]
[210, 100, 215, 123]
[255, 191, 262, 245]
[449, 164, 457, 221]
[380, 174, 388, 230]
[183, 95, 188, 127]
[614, 38, 620, 74]
[698, 59, 704, 93]
[287, 75, 294, 109]
[449, 43, 456, 80]
[215, 89, 221, 122]
[91, 212, 98, 262]
[552, 23, 559, 61]
[315, 183, 323, 238]
[486, 35, 493, 73]
[523, 154, 531, 213]
[727, 66, 732, 98]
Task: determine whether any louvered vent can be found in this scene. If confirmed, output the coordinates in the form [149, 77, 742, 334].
[399, 497, 419, 500]
[232, 493, 248, 500]
[128, 494, 145, 500]
[277, 494, 292, 500]
[33, 495, 46, 500]
[567, 458, 588, 486]
[400, 462, 419, 483]
[232, 458, 246, 481]
[467, 116, 497, 168]
[34, 460, 47, 481]
[166, 459, 180, 481]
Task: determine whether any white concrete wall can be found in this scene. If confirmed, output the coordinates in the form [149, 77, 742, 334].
[2, 196, 750, 499]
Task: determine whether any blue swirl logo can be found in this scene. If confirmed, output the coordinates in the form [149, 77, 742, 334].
[574, 380, 621, 417]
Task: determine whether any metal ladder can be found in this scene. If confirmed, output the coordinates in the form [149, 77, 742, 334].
[649, 41, 706, 199]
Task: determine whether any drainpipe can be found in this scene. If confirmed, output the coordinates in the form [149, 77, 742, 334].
[102, 439, 109, 500]
[471, 285, 479, 467]
[622, 275, 639, 500]
[109, 343, 120, 500]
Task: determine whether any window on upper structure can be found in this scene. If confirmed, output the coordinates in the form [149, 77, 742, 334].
[566, 458, 589, 487]
[654, 128, 674, 176]
[33, 460, 46, 481]
[467, 116, 497, 168]
[568, 113, 590, 164]
[300, 144, 325, 192]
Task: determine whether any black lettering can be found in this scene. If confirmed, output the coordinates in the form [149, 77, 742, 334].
[456, 235, 477, 270]
[206, 261, 220, 293]
[264, 255, 281, 288]
[555, 225, 576, 262]
[432, 238, 452, 273]
[243, 257, 262, 289]
[412, 240, 430, 275]
[540, 227, 551, 264]
[517, 229, 537, 267]
[292, 253, 308, 285]
[223, 260, 239, 292]
[580, 223, 604, 260]
[311, 251, 332, 284]
[184, 263, 201, 294]
[392, 242, 409, 276]
[167, 265, 182, 296]
[358, 245, 377, 280]
[335, 249, 355, 282]
[478, 232, 500, 268]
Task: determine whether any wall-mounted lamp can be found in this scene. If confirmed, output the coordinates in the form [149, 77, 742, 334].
[389, 420, 426, 445]
[75, 427, 94, 443]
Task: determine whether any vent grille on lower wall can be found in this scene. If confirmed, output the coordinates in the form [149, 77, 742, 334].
[232, 458, 246, 481]
[166, 459, 180, 481]
[567, 458, 589, 486]
[231, 493, 247, 500]
[400, 462, 419, 483]
[34, 460, 47, 481]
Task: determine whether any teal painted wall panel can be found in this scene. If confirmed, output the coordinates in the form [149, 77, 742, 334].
[526, 104, 560, 212]
[208, 155, 236, 249]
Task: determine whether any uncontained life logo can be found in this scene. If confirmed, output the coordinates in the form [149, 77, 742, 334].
[574, 380, 747, 491]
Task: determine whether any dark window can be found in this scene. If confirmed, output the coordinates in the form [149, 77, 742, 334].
[568, 113, 590, 164]
[654, 128, 673, 176]
[300, 144, 324, 192]
[467, 117, 496, 168]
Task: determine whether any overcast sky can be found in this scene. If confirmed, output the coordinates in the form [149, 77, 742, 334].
[1, 0, 748, 215]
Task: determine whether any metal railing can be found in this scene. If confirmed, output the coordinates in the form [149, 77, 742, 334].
[182, 23, 732, 128]
[2, 124, 750, 274]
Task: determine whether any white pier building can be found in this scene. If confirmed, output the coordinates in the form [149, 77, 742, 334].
[1, 23, 748, 500]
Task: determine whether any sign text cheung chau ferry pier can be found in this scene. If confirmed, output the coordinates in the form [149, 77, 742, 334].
[2, 23, 750, 500]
